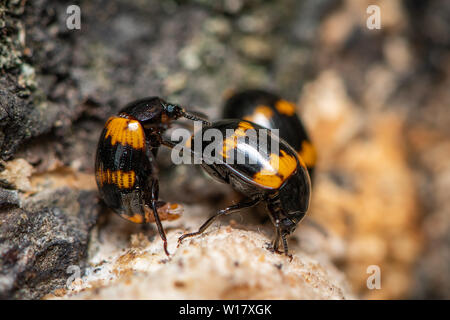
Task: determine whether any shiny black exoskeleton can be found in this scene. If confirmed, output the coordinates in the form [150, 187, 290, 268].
[223, 89, 316, 181]
[178, 119, 311, 258]
[95, 97, 208, 256]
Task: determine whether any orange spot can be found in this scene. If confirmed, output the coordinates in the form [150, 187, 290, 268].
[185, 137, 192, 149]
[298, 140, 317, 168]
[221, 136, 238, 159]
[255, 105, 274, 118]
[238, 121, 254, 131]
[104, 117, 145, 149]
[253, 150, 298, 188]
[221, 121, 255, 159]
[98, 169, 136, 189]
[275, 100, 296, 116]
[222, 121, 255, 158]
[234, 121, 254, 137]
[243, 105, 274, 122]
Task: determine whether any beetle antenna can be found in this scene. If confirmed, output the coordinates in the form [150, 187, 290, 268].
[181, 110, 211, 126]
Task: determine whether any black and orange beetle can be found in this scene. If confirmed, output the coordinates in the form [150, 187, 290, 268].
[222, 89, 316, 181]
[95, 97, 208, 256]
[178, 119, 311, 258]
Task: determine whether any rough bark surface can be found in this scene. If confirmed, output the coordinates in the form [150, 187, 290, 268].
[0, 0, 449, 299]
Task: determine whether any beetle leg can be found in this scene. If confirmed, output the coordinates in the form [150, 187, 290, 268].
[266, 226, 285, 255]
[148, 180, 170, 257]
[178, 197, 261, 245]
[266, 228, 292, 260]
[272, 227, 281, 252]
[266, 203, 291, 259]
[281, 233, 293, 261]
[142, 143, 171, 257]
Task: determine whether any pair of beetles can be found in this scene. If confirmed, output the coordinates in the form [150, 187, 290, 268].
[95, 89, 316, 259]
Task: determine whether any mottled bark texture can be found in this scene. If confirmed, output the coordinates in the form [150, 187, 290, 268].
[1, 0, 449, 299]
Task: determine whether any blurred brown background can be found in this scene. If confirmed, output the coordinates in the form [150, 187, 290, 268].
[0, 0, 449, 299]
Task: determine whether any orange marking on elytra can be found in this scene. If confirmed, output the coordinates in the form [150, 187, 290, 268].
[104, 117, 145, 149]
[243, 105, 274, 122]
[221, 121, 255, 159]
[298, 140, 316, 168]
[234, 121, 254, 137]
[221, 136, 238, 159]
[98, 169, 136, 189]
[275, 100, 296, 116]
[253, 150, 298, 188]
[238, 121, 254, 131]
